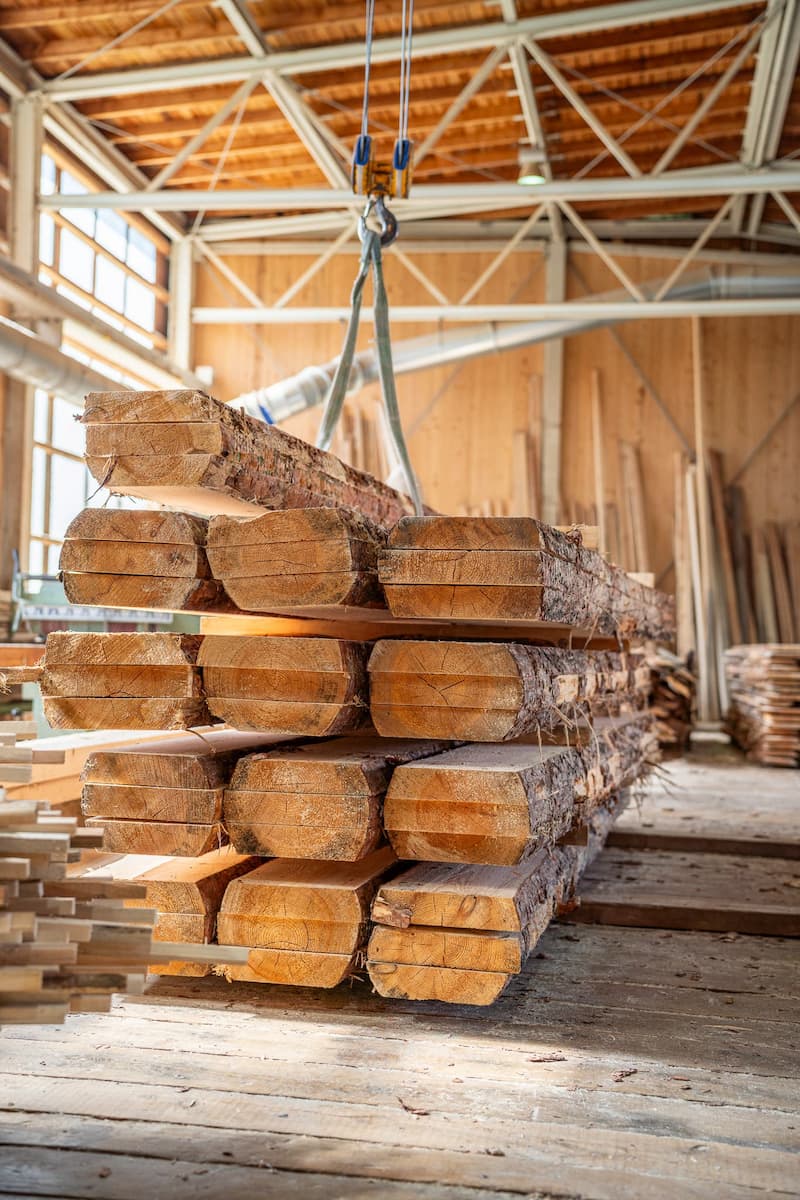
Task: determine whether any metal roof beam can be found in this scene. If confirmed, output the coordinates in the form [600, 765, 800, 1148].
[740, 0, 800, 235]
[39, 167, 800, 211]
[38, 0, 761, 101]
[191, 298, 800, 323]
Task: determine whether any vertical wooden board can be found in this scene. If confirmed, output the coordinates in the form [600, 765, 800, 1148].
[708, 450, 742, 645]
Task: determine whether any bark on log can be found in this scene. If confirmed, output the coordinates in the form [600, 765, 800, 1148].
[380, 517, 675, 641]
[82, 389, 413, 526]
[368, 639, 649, 741]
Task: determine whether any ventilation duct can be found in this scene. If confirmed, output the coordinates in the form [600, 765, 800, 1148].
[231, 270, 800, 424]
[0, 315, 116, 402]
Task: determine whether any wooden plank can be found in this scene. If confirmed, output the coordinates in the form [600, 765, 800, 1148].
[199, 635, 369, 735]
[591, 369, 607, 556]
[786, 523, 800, 640]
[570, 849, 800, 936]
[708, 450, 742, 645]
[84, 818, 224, 857]
[765, 523, 795, 643]
[611, 755, 800, 856]
[381, 517, 674, 641]
[384, 718, 653, 865]
[216, 848, 395, 987]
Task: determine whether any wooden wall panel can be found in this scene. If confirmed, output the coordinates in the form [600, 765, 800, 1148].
[193, 247, 800, 584]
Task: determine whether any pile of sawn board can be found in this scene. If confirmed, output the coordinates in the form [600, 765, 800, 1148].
[0, 796, 155, 1025]
[725, 644, 800, 767]
[28, 388, 674, 1006]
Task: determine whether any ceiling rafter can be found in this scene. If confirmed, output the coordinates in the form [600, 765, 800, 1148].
[34, 0, 763, 101]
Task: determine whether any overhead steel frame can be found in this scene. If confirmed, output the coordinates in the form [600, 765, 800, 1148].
[1, 0, 799, 372]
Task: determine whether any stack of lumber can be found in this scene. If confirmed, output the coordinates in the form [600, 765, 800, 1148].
[725, 645, 800, 767]
[14, 388, 676, 1006]
[215, 847, 395, 987]
[223, 735, 451, 860]
[378, 517, 674, 640]
[646, 649, 695, 750]
[60, 509, 231, 614]
[28, 633, 210, 731]
[198, 635, 370, 734]
[0, 730, 65, 787]
[206, 508, 386, 612]
[81, 389, 412, 525]
[368, 640, 650, 740]
[81, 729, 290, 855]
[367, 794, 625, 1005]
[1, 729, 184, 816]
[383, 714, 656, 864]
[0, 797, 155, 1025]
[126, 849, 259, 977]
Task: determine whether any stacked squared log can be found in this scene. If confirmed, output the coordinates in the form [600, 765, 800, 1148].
[61, 509, 231, 614]
[26, 387, 674, 1007]
[82, 730, 289, 855]
[725, 645, 800, 767]
[206, 508, 386, 611]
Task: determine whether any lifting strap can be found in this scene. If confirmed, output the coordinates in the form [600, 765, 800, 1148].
[315, 203, 423, 516]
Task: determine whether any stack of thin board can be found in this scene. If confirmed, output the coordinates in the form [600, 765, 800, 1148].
[81, 389, 412, 525]
[223, 735, 452, 860]
[126, 849, 259, 976]
[379, 516, 675, 641]
[368, 640, 650, 740]
[206, 508, 386, 612]
[60, 509, 231, 614]
[725, 645, 800, 767]
[81, 729, 291, 855]
[215, 847, 396, 987]
[1, 729, 183, 817]
[647, 649, 695, 750]
[36, 633, 209, 731]
[198, 635, 370, 735]
[367, 796, 624, 1005]
[0, 797, 155, 1025]
[383, 715, 656, 864]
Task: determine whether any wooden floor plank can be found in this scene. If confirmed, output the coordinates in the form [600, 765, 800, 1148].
[570, 850, 800, 936]
[611, 751, 800, 857]
[1, 757, 799, 1198]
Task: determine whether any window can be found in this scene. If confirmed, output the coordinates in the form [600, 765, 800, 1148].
[28, 389, 136, 577]
[25, 150, 168, 576]
[38, 153, 167, 350]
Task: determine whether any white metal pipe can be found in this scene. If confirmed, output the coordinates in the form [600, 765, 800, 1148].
[229, 271, 800, 423]
[0, 315, 116, 400]
[38, 0, 758, 100]
[39, 168, 800, 211]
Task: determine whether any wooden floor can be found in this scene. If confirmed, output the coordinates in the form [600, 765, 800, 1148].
[1, 749, 798, 1199]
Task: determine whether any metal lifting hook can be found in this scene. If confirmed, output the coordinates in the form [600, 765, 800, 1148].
[358, 194, 398, 248]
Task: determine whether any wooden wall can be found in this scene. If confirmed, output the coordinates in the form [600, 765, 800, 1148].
[193, 246, 800, 587]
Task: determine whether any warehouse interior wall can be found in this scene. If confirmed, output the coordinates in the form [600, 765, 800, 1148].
[193, 247, 800, 588]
